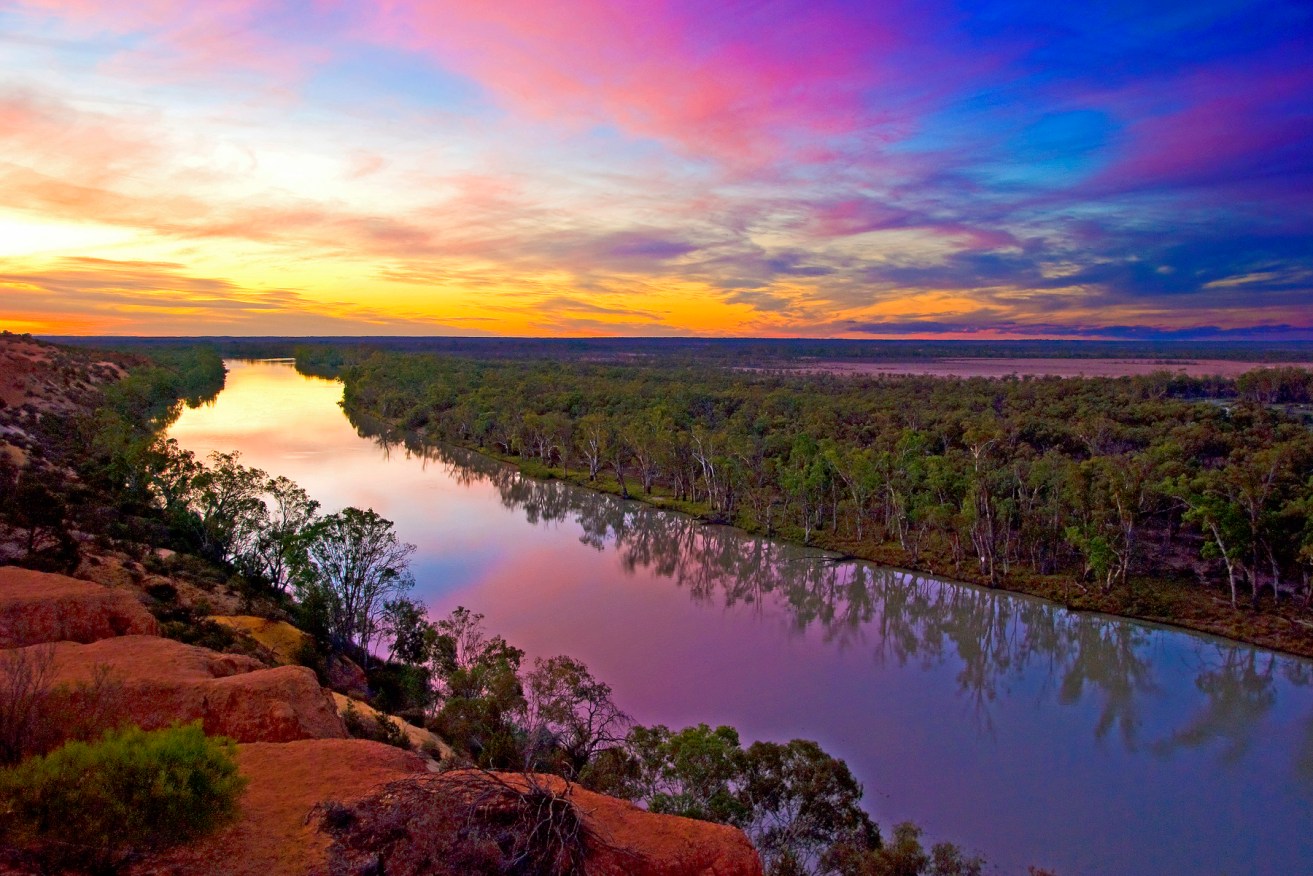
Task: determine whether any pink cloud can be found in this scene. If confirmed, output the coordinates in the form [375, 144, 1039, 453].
[369, 1, 911, 165]
[16, 0, 950, 167]
[0, 91, 164, 184]
[1089, 64, 1313, 198]
[807, 199, 916, 237]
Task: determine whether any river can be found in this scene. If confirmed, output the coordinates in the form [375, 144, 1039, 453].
[167, 359, 1313, 876]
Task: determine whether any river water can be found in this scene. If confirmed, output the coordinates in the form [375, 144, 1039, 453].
[168, 359, 1313, 876]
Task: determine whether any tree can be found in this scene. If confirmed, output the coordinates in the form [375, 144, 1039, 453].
[576, 413, 607, 481]
[6, 470, 74, 566]
[522, 655, 630, 777]
[623, 725, 881, 875]
[742, 739, 878, 874]
[428, 607, 527, 767]
[628, 723, 751, 825]
[0, 645, 56, 765]
[1171, 470, 1250, 608]
[823, 821, 983, 876]
[379, 597, 437, 665]
[294, 507, 416, 656]
[135, 437, 201, 517]
[187, 451, 268, 564]
[249, 475, 319, 593]
[782, 435, 829, 544]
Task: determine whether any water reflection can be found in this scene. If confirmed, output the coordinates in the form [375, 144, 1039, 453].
[356, 419, 1313, 765]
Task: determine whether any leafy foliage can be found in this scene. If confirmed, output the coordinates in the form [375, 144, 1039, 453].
[0, 723, 245, 874]
[292, 507, 416, 656]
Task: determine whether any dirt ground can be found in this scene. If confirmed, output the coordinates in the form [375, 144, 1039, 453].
[784, 358, 1311, 379]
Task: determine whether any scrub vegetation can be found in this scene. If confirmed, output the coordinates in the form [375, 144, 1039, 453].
[0, 723, 245, 875]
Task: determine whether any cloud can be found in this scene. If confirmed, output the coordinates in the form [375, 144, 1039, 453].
[3, 0, 1310, 337]
[365, 1, 941, 167]
[723, 290, 797, 314]
[0, 256, 485, 335]
[1084, 63, 1313, 203]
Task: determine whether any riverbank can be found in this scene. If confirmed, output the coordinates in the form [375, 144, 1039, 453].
[426, 440, 1313, 661]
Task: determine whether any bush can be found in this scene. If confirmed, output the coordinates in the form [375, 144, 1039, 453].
[0, 645, 56, 765]
[318, 771, 588, 876]
[0, 722, 246, 874]
[342, 701, 412, 750]
[0, 648, 127, 765]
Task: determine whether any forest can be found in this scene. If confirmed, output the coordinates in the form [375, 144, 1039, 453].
[306, 347, 1313, 653]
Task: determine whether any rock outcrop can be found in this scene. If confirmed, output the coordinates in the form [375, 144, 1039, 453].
[135, 740, 762, 876]
[317, 768, 763, 876]
[0, 565, 761, 876]
[210, 616, 312, 664]
[136, 739, 430, 876]
[551, 776, 761, 876]
[455, 771, 763, 876]
[331, 692, 454, 758]
[23, 635, 346, 744]
[0, 567, 158, 647]
[0, 334, 136, 470]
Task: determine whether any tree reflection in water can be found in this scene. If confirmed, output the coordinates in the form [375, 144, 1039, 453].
[358, 419, 1313, 771]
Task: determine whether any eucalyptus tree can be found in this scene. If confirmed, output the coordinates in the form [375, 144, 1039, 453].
[522, 655, 630, 778]
[187, 451, 268, 565]
[333, 348, 1313, 623]
[293, 507, 416, 656]
[248, 475, 319, 594]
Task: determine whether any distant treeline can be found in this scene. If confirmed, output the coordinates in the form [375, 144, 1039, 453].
[45, 335, 1313, 364]
[318, 349, 1313, 621]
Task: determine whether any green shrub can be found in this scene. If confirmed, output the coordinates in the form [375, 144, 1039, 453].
[342, 701, 412, 750]
[0, 722, 246, 874]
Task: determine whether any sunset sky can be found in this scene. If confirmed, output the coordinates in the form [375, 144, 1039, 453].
[2, 0, 1310, 338]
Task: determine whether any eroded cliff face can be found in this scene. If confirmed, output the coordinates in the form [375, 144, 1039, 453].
[1, 569, 763, 876]
[30, 635, 348, 744]
[0, 334, 134, 467]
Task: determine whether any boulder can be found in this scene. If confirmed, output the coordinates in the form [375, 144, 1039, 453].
[325, 654, 369, 698]
[0, 566, 158, 647]
[21, 635, 346, 744]
[480, 772, 763, 876]
[331, 692, 453, 759]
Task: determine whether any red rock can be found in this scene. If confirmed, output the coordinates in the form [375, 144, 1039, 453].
[23, 635, 346, 744]
[0, 566, 158, 647]
[325, 653, 369, 698]
[479, 772, 763, 876]
[132, 743, 761, 876]
[136, 739, 429, 876]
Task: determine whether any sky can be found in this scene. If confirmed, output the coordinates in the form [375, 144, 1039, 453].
[1, 0, 1310, 339]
